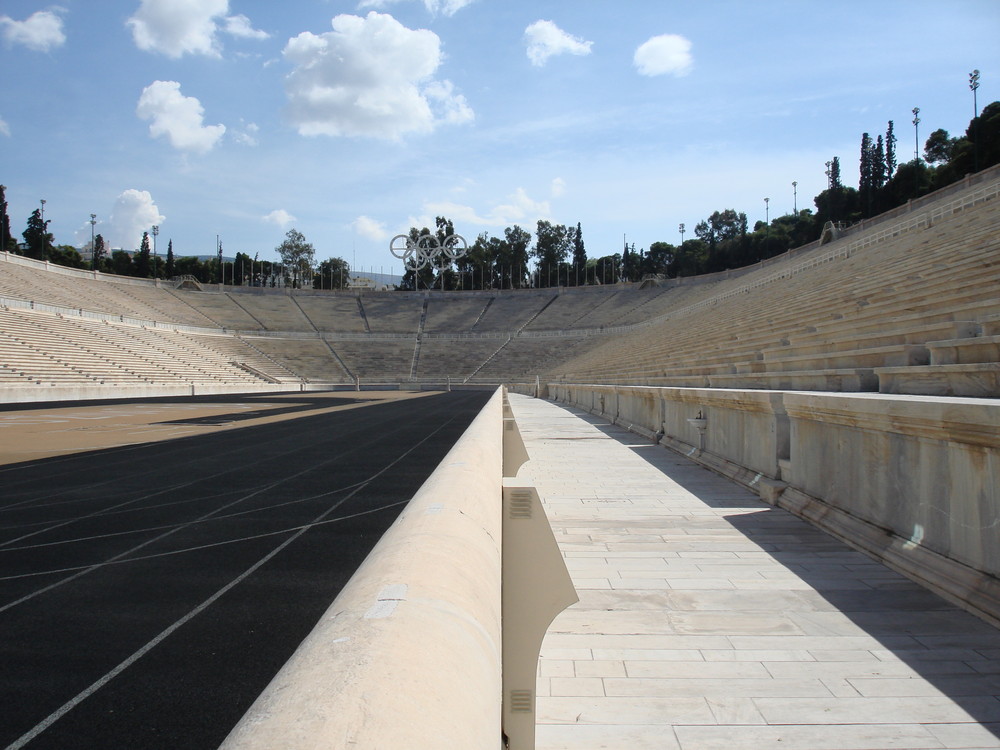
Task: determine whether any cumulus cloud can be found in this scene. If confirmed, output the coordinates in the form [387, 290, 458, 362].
[422, 187, 551, 229]
[0, 116, 9, 137]
[0, 9, 66, 52]
[352, 215, 390, 241]
[263, 209, 296, 227]
[109, 190, 164, 251]
[357, 0, 475, 17]
[524, 20, 592, 67]
[127, 0, 267, 58]
[282, 12, 473, 140]
[633, 33, 693, 77]
[224, 14, 269, 40]
[550, 177, 566, 197]
[136, 80, 226, 154]
[233, 121, 260, 146]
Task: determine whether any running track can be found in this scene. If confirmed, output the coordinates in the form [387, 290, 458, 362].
[0, 390, 492, 749]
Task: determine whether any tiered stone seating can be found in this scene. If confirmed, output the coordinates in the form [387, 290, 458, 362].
[521, 288, 618, 331]
[293, 295, 368, 333]
[243, 337, 348, 383]
[226, 293, 313, 330]
[0, 306, 267, 386]
[422, 296, 492, 333]
[170, 291, 263, 330]
[358, 296, 423, 333]
[472, 292, 553, 332]
[552, 178, 1000, 396]
[327, 338, 417, 382]
[415, 337, 506, 378]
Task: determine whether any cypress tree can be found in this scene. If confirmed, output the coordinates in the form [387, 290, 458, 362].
[166, 239, 175, 278]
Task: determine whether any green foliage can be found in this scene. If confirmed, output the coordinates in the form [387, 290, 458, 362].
[276, 228, 315, 288]
[314, 257, 351, 289]
[0, 185, 15, 253]
[21, 208, 51, 260]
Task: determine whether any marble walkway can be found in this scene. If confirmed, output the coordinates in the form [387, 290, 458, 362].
[507, 394, 1000, 750]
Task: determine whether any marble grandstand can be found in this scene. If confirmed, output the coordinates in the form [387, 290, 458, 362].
[0, 164, 998, 401]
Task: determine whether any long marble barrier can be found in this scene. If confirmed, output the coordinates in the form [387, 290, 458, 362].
[538, 383, 1000, 628]
[221, 387, 575, 750]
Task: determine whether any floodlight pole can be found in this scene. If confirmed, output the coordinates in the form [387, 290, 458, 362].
[90, 214, 97, 269]
[151, 225, 159, 280]
[40, 199, 46, 259]
[912, 107, 920, 161]
[792, 181, 798, 214]
[970, 70, 981, 172]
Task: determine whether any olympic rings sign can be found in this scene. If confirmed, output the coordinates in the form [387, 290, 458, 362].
[389, 233, 469, 271]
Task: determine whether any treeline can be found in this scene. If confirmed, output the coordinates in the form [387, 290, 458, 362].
[400, 99, 997, 289]
[3, 95, 995, 289]
[0, 195, 352, 289]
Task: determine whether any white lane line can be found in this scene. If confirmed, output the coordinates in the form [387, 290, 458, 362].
[3, 403, 468, 748]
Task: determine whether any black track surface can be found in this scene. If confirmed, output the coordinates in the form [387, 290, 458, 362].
[0, 390, 492, 749]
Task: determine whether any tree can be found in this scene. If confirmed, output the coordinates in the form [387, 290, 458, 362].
[859, 132, 875, 217]
[135, 231, 151, 277]
[923, 128, 955, 164]
[0, 185, 14, 253]
[885, 120, 898, 179]
[165, 239, 175, 278]
[532, 220, 569, 288]
[314, 257, 351, 289]
[110, 249, 134, 276]
[93, 234, 106, 271]
[22, 208, 50, 260]
[276, 228, 315, 288]
[569, 222, 587, 285]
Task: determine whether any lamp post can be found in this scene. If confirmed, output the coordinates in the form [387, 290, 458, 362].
[151, 224, 159, 280]
[970, 70, 981, 172]
[912, 107, 920, 161]
[90, 214, 97, 269]
[40, 199, 46, 259]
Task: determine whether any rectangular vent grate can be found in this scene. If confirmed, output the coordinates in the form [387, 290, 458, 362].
[509, 689, 533, 713]
[508, 489, 533, 519]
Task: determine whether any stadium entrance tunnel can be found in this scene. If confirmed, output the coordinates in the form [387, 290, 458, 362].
[220, 387, 577, 750]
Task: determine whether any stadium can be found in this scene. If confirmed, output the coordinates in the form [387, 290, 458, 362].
[1, 165, 999, 748]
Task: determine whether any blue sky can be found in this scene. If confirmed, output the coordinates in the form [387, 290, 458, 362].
[1, 0, 997, 274]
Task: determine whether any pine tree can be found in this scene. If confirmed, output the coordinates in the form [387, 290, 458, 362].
[885, 120, 897, 178]
[22, 208, 50, 260]
[0, 185, 13, 253]
[571, 222, 586, 285]
[166, 239, 175, 278]
[136, 231, 151, 277]
[93, 234, 106, 270]
[873, 135, 887, 190]
[859, 132, 874, 217]
[830, 156, 842, 189]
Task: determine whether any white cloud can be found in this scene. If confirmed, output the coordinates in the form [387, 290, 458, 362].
[352, 215, 389, 241]
[633, 34, 693, 77]
[0, 9, 66, 52]
[282, 12, 473, 140]
[223, 14, 269, 40]
[524, 20, 592, 67]
[263, 209, 296, 227]
[422, 187, 551, 229]
[0, 116, 10, 137]
[357, 0, 475, 17]
[136, 80, 226, 154]
[127, 0, 266, 58]
[233, 121, 260, 146]
[109, 190, 164, 251]
[550, 177, 566, 197]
